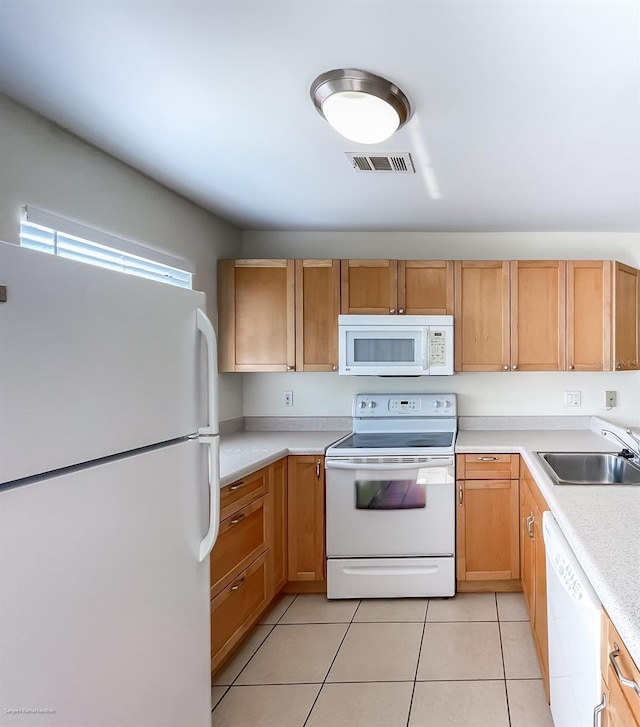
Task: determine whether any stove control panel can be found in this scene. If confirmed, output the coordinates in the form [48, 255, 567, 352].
[353, 393, 457, 417]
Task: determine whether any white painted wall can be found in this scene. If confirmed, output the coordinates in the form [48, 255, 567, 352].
[0, 94, 243, 420]
[242, 230, 640, 426]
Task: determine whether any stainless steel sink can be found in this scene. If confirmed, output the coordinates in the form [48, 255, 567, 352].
[536, 452, 640, 485]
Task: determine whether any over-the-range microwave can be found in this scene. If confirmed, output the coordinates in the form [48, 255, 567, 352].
[338, 315, 454, 376]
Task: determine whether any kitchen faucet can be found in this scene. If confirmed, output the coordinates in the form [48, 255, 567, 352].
[600, 428, 640, 459]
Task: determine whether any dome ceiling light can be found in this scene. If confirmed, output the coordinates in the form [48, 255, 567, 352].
[310, 69, 412, 145]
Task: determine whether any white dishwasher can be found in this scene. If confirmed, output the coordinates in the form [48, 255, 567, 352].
[543, 511, 602, 727]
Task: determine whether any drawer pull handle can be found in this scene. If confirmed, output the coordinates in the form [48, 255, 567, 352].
[229, 514, 246, 526]
[316, 460, 321, 479]
[477, 456, 498, 461]
[526, 513, 534, 539]
[229, 481, 245, 492]
[458, 484, 463, 506]
[230, 577, 246, 592]
[610, 643, 640, 696]
[593, 693, 606, 727]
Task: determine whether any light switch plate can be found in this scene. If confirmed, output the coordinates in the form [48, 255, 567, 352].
[564, 390, 581, 406]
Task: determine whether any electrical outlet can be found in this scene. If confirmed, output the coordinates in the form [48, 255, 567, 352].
[605, 390, 617, 408]
[282, 390, 293, 407]
[564, 390, 581, 407]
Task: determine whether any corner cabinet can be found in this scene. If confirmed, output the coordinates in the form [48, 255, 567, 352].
[218, 259, 295, 372]
[520, 461, 549, 698]
[456, 454, 520, 588]
[286, 455, 325, 587]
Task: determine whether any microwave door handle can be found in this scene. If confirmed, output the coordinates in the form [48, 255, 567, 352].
[423, 328, 429, 373]
[325, 459, 452, 471]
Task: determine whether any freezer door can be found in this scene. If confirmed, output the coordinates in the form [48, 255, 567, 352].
[0, 439, 211, 727]
[0, 241, 210, 484]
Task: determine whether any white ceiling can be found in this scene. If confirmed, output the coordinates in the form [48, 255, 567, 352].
[0, 1, 638, 232]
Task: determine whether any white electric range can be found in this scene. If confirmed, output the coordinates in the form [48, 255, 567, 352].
[325, 393, 457, 599]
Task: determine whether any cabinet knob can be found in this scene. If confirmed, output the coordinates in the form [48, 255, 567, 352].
[286, 365, 295, 371]
[389, 308, 396, 314]
[332, 365, 338, 371]
[512, 364, 518, 371]
[568, 364, 574, 370]
[503, 365, 509, 371]
[398, 308, 405, 314]
[616, 363, 621, 370]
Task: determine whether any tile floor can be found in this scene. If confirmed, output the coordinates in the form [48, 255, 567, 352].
[211, 592, 554, 727]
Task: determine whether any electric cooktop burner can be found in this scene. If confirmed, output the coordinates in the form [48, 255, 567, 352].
[332, 432, 454, 450]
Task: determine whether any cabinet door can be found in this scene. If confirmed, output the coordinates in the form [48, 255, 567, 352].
[398, 260, 454, 314]
[287, 455, 325, 582]
[295, 260, 340, 371]
[520, 478, 535, 617]
[454, 261, 510, 371]
[613, 262, 639, 371]
[567, 261, 612, 371]
[511, 260, 566, 371]
[532, 499, 549, 692]
[456, 479, 520, 581]
[340, 259, 398, 314]
[605, 665, 640, 726]
[218, 259, 295, 372]
[268, 457, 288, 597]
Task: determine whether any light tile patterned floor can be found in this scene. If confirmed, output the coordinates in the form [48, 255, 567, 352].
[211, 592, 554, 727]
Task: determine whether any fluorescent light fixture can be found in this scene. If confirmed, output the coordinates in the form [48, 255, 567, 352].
[311, 69, 411, 145]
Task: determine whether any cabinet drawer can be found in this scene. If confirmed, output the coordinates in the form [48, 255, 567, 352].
[210, 553, 269, 673]
[210, 496, 268, 597]
[458, 454, 519, 480]
[604, 616, 640, 724]
[220, 467, 268, 520]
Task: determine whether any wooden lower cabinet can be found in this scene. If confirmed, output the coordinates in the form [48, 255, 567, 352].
[210, 552, 269, 672]
[520, 462, 549, 699]
[287, 455, 325, 586]
[601, 611, 640, 726]
[211, 459, 288, 675]
[456, 454, 520, 588]
[268, 456, 288, 597]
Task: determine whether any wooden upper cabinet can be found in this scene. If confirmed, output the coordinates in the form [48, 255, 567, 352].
[341, 259, 454, 315]
[340, 259, 398, 314]
[454, 261, 510, 371]
[398, 260, 454, 314]
[613, 262, 639, 371]
[295, 260, 340, 372]
[511, 261, 566, 371]
[218, 259, 295, 372]
[567, 261, 612, 371]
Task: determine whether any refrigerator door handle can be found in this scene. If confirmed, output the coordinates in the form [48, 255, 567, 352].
[195, 308, 220, 562]
[198, 434, 220, 562]
[196, 308, 219, 437]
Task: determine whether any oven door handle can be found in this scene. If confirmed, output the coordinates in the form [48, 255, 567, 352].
[325, 459, 453, 470]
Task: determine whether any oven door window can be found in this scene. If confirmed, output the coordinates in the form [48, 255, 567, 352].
[355, 478, 426, 510]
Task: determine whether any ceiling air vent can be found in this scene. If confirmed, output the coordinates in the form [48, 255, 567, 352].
[345, 152, 415, 174]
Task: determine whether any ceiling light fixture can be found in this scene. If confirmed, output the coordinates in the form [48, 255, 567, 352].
[310, 69, 411, 145]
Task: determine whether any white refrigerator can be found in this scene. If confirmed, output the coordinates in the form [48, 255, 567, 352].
[0, 240, 220, 726]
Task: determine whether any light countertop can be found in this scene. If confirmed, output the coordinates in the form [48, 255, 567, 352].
[219, 430, 347, 486]
[219, 425, 640, 668]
